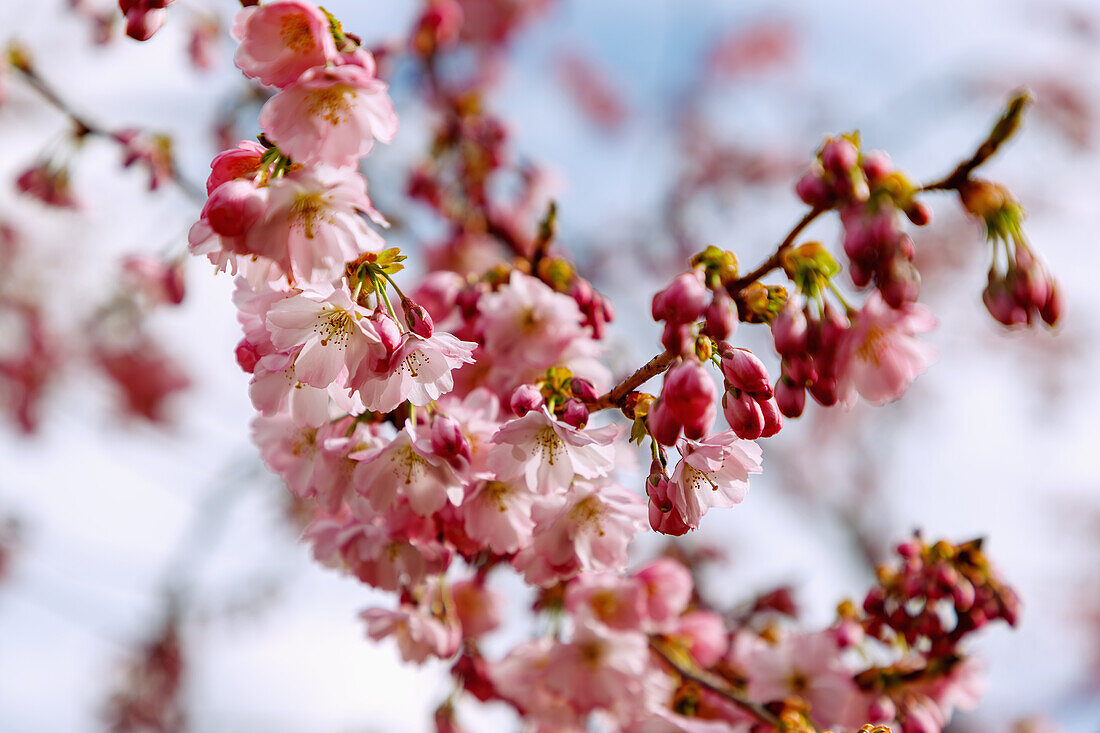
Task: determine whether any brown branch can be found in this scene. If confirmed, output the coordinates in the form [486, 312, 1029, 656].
[590, 350, 676, 411]
[727, 206, 826, 293]
[9, 54, 205, 202]
[649, 637, 782, 729]
[920, 89, 1032, 192]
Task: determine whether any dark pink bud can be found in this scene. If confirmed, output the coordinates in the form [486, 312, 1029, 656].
[718, 346, 772, 399]
[456, 286, 483, 318]
[203, 179, 266, 237]
[757, 398, 783, 438]
[235, 338, 261, 373]
[860, 150, 893, 182]
[821, 137, 858, 176]
[880, 260, 921, 309]
[662, 359, 717, 438]
[983, 276, 1027, 327]
[795, 171, 831, 208]
[561, 399, 589, 429]
[775, 378, 806, 418]
[771, 305, 808, 356]
[402, 298, 435, 338]
[647, 471, 690, 536]
[1040, 282, 1062, 326]
[647, 399, 682, 447]
[510, 384, 544, 417]
[570, 277, 594, 308]
[905, 200, 933, 226]
[569, 377, 598, 403]
[849, 260, 872, 288]
[867, 696, 896, 723]
[722, 390, 764, 440]
[372, 312, 404, 356]
[702, 291, 737, 341]
[432, 414, 472, 464]
[808, 376, 839, 406]
[652, 272, 709, 324]
[661, 321, 693, 355]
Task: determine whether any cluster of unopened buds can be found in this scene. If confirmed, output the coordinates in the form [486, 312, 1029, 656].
[182, 2, 1057, 731]
[959, 180, 1061, 327]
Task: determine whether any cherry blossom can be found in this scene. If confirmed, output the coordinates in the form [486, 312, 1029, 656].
[232, 0, 337, 88]
[488, 408, 617, 495]
[667, 431, 763, 529]
[260, 63, 399, 167]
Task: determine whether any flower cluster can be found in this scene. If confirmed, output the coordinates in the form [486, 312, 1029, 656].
[181, 4, 1059, 732]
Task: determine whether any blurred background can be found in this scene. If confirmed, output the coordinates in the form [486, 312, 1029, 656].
[0, 0, 1098, 731]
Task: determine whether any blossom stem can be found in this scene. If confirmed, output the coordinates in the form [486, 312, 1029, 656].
[919, 90, 1032, 192]
[648, 637, 784, 729]
[727, 206, 826, 293]
[9, 56, 206, 202]
[590, 350, 677, 412]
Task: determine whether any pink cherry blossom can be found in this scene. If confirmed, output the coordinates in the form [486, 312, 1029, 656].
[513, 480, 646, 585]
[446, 578, 503, 638]
[205, 140, 266, 193]
[668, 430, 763, 528]
[260, 63, 398, 167]
[265, 284, 380, 388]
[353, 331, 476, 413]
[543, 622, 652, 718]
[459, 478, 537, 554]
[488, 409, 617, 495]
[353, 426, 463, 515]
[361, 605, 460, 664]
[743, 631, 863, 729]
[838, 291, 937, 406]
[233, 1, 337, 88]
[633, 558, 693, 631]
[245, 166, 387, 283]
[563, 573, 647, 631]
[308, 506, 450, 591]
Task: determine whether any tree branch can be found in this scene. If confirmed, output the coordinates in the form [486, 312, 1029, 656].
[649, 637, 782, 729]
[590, 350, 676, 411]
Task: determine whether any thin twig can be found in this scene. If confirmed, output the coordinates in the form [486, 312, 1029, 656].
[649, 637, 783, 728]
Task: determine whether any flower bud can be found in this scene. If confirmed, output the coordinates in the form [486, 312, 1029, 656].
[372, 312, 404, 356]
[661, 321, 693, 355]
[431, 414, 471, 465]
[861, 150, 893, 183]
[203, 179, 266, 237]
[1040, 282, 1062, 327]
[880, 259, 921, 309]
[402, 298, 435, 338]
[795, 170, 831, 208]
[569, 377, 599, 403]
[652, 272, 709, 324]
[647, 399, 681, 446]
[662, 359, 717, 439]
[983, 275, 1027, 327]
[718, 346, 772, 399]
[235, 338, 261, 373]
[560, 398, 589, 429]
[821, 137, 858, 176]
[702, 291, 737, 341]
[771, 303, 808, 356]
[867, 696, 896, 723]
[510, 384, 544, 417]
[757, 397, 783, 438]
[905, 200, 933, 226]
[808, 375, 839, 407]
[775, 378, 806, 418]
[647, 471, 690, 536]
[723, 389, 764, 440]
